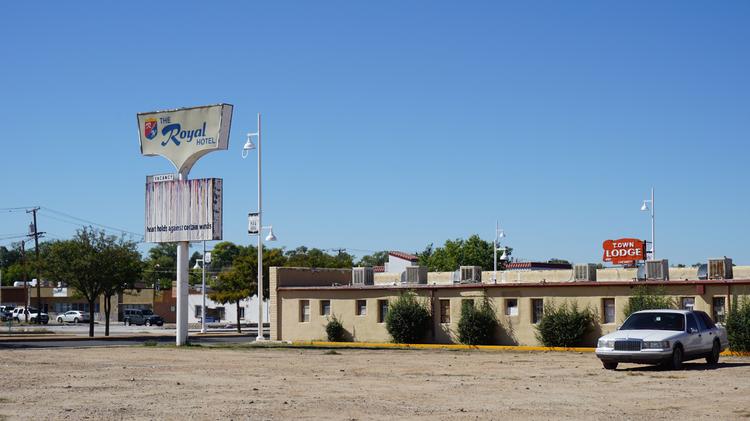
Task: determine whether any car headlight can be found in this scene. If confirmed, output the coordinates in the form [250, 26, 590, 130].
[598, 339, 614, 348]
[642, 340, 670, 349]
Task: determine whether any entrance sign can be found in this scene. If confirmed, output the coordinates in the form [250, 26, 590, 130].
[145, 178, 223, 242]
[248, 212, 259, 234]
[602, 238, 646, 265]
[137, 104, 233, 174]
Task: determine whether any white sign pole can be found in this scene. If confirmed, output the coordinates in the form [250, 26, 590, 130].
[176, 169, 190, 346]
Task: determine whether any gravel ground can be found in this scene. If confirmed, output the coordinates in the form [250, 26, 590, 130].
[1, 346, 748, 420]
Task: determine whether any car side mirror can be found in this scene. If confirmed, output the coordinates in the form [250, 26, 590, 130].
[688, 327, 698, 334]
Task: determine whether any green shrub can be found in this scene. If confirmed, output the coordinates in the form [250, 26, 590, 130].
[325, 314, 346, 342]
[726, 297, 750, 352]
[623, 285, 676, 318]
[457, 298, 498, 345]
[385, 292, 431, 344]
[535, 301, 596, 347]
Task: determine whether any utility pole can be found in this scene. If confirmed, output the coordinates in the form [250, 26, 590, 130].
[27, 207, 43, 324]
[20, 240, 29, 321]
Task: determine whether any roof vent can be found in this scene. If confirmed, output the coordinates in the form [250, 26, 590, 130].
[708, 258, 733, 280]
[401, 266, 428, 285]
[574, 264, 597, 282]
[352, 267, 374, 286]
[459, 266, 482, 284]
[645, 259, 669, 281]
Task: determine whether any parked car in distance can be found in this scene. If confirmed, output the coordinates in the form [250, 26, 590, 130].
[596, 309, 728, 370]
[1, 305, 15, 321]
[11, 306, 50, 324]
[56, 310, 89, 324]
[123, 309, 164, 326]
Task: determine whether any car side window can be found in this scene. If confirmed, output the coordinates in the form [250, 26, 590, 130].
[694, 313, 708, 331]
[686, 314, 698, 332]
[698, 311, 716, 329]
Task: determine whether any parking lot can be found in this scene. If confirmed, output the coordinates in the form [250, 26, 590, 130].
[1, 346, 748, 420]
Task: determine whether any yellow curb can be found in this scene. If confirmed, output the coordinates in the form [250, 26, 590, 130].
[293, 341, 594, 352]
[292, 341, 750, 356]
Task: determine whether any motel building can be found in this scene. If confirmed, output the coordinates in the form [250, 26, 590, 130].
[269, 252, 750, 346]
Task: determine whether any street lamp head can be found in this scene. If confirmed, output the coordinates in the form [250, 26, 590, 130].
[640, 201, 649, 212]
[241, 133, 256, 159]
[265, 226, 277, 242]
[193, 261, 201, 270]
[498, 230, 506, 239]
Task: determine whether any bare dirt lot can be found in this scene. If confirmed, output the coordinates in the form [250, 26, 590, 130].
[1, 345, 748, 420]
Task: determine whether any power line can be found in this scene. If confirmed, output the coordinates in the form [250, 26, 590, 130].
[39, 207, 144, 240]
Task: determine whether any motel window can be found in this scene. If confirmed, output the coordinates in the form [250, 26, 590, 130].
[194, 306, 202, 318]
[505, 299, 518, 317]
[238, 307, 245, 320]
[378, 300, 388, 323]
[681, 297, 695, 311]
[320, 300, 331, 316]
[440, 300, 451, 324]
[216, 307, 225, 320]
[356, 300, 367, 316]
[712, 297, 726, 324]
[602, 298, 615, 324]
[299, 300, 310, 322]
[531, 299, 544, 324]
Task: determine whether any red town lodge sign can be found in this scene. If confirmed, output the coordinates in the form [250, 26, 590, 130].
[602, 238, 646, 265]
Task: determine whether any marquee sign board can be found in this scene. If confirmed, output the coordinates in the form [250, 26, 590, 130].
[145, 178, 223, 243]
[602, 238, 646, 265]
[137, 104, 233, 174]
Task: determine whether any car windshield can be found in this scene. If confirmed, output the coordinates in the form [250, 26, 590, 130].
[621, 312, 685, 331]
[142, 310, 153, 316]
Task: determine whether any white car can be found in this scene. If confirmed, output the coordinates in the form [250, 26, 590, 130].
[11, 306, 50, 324]
[596, 309, 728, 370]
[56, 310, 89, 323]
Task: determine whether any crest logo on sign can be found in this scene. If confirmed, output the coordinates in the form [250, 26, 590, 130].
[144, 118, 158, 140]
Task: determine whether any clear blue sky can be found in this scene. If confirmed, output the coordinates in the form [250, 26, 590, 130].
[1, 1, 748, 265]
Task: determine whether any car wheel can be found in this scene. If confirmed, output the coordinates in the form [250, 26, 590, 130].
[30, 317, 36, 323]
[669, 346, 684, 370]
[602, 361, 618, 370]
[145, 320, 151, 327]
[706, 340, 720, 365]
[57, 317, 63, 323]
[43, 320, 48, 325]
[74, 317, 79, 323]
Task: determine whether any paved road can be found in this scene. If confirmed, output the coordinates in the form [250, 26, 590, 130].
[0, 333, 263, 349]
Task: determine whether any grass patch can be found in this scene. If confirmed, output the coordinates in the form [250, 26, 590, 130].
[143, 340, 158, 347]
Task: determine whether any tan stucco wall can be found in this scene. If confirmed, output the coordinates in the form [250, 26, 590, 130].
[271, 267, 750, 346]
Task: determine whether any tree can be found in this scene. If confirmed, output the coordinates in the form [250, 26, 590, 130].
[356, 251, 388, 267]
[418, 235, 513, 271]
[548, 258, 571, 265]
[284, 246, 352, 268]
[209, 268, 250, 333]
[623, 285, 676, 318]
[209, 245, 286, 332]
[43, 228, 107, 337]
[143, 243, 176, 291]
[98, 236, 143, 336]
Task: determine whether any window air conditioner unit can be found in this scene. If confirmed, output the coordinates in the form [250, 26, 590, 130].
[645, 259, 669, 281]
[402, 266, 428, 284]
[459, 266, 482, 283]
[708, 258, 733, 280]
[574, 264, 597, 282]
[352, 267, 374, 286]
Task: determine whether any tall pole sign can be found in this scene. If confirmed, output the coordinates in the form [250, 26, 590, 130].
[137, 104, 233, 346]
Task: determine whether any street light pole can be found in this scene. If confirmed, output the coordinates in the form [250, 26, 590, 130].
[243, 113, 277, 342]
[641, 188, 655, 260]
[493, 221, 506, 284]
[201, 240, 207, 334]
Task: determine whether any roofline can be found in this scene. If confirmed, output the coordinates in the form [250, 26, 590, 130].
[277, 279, 750, 291]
